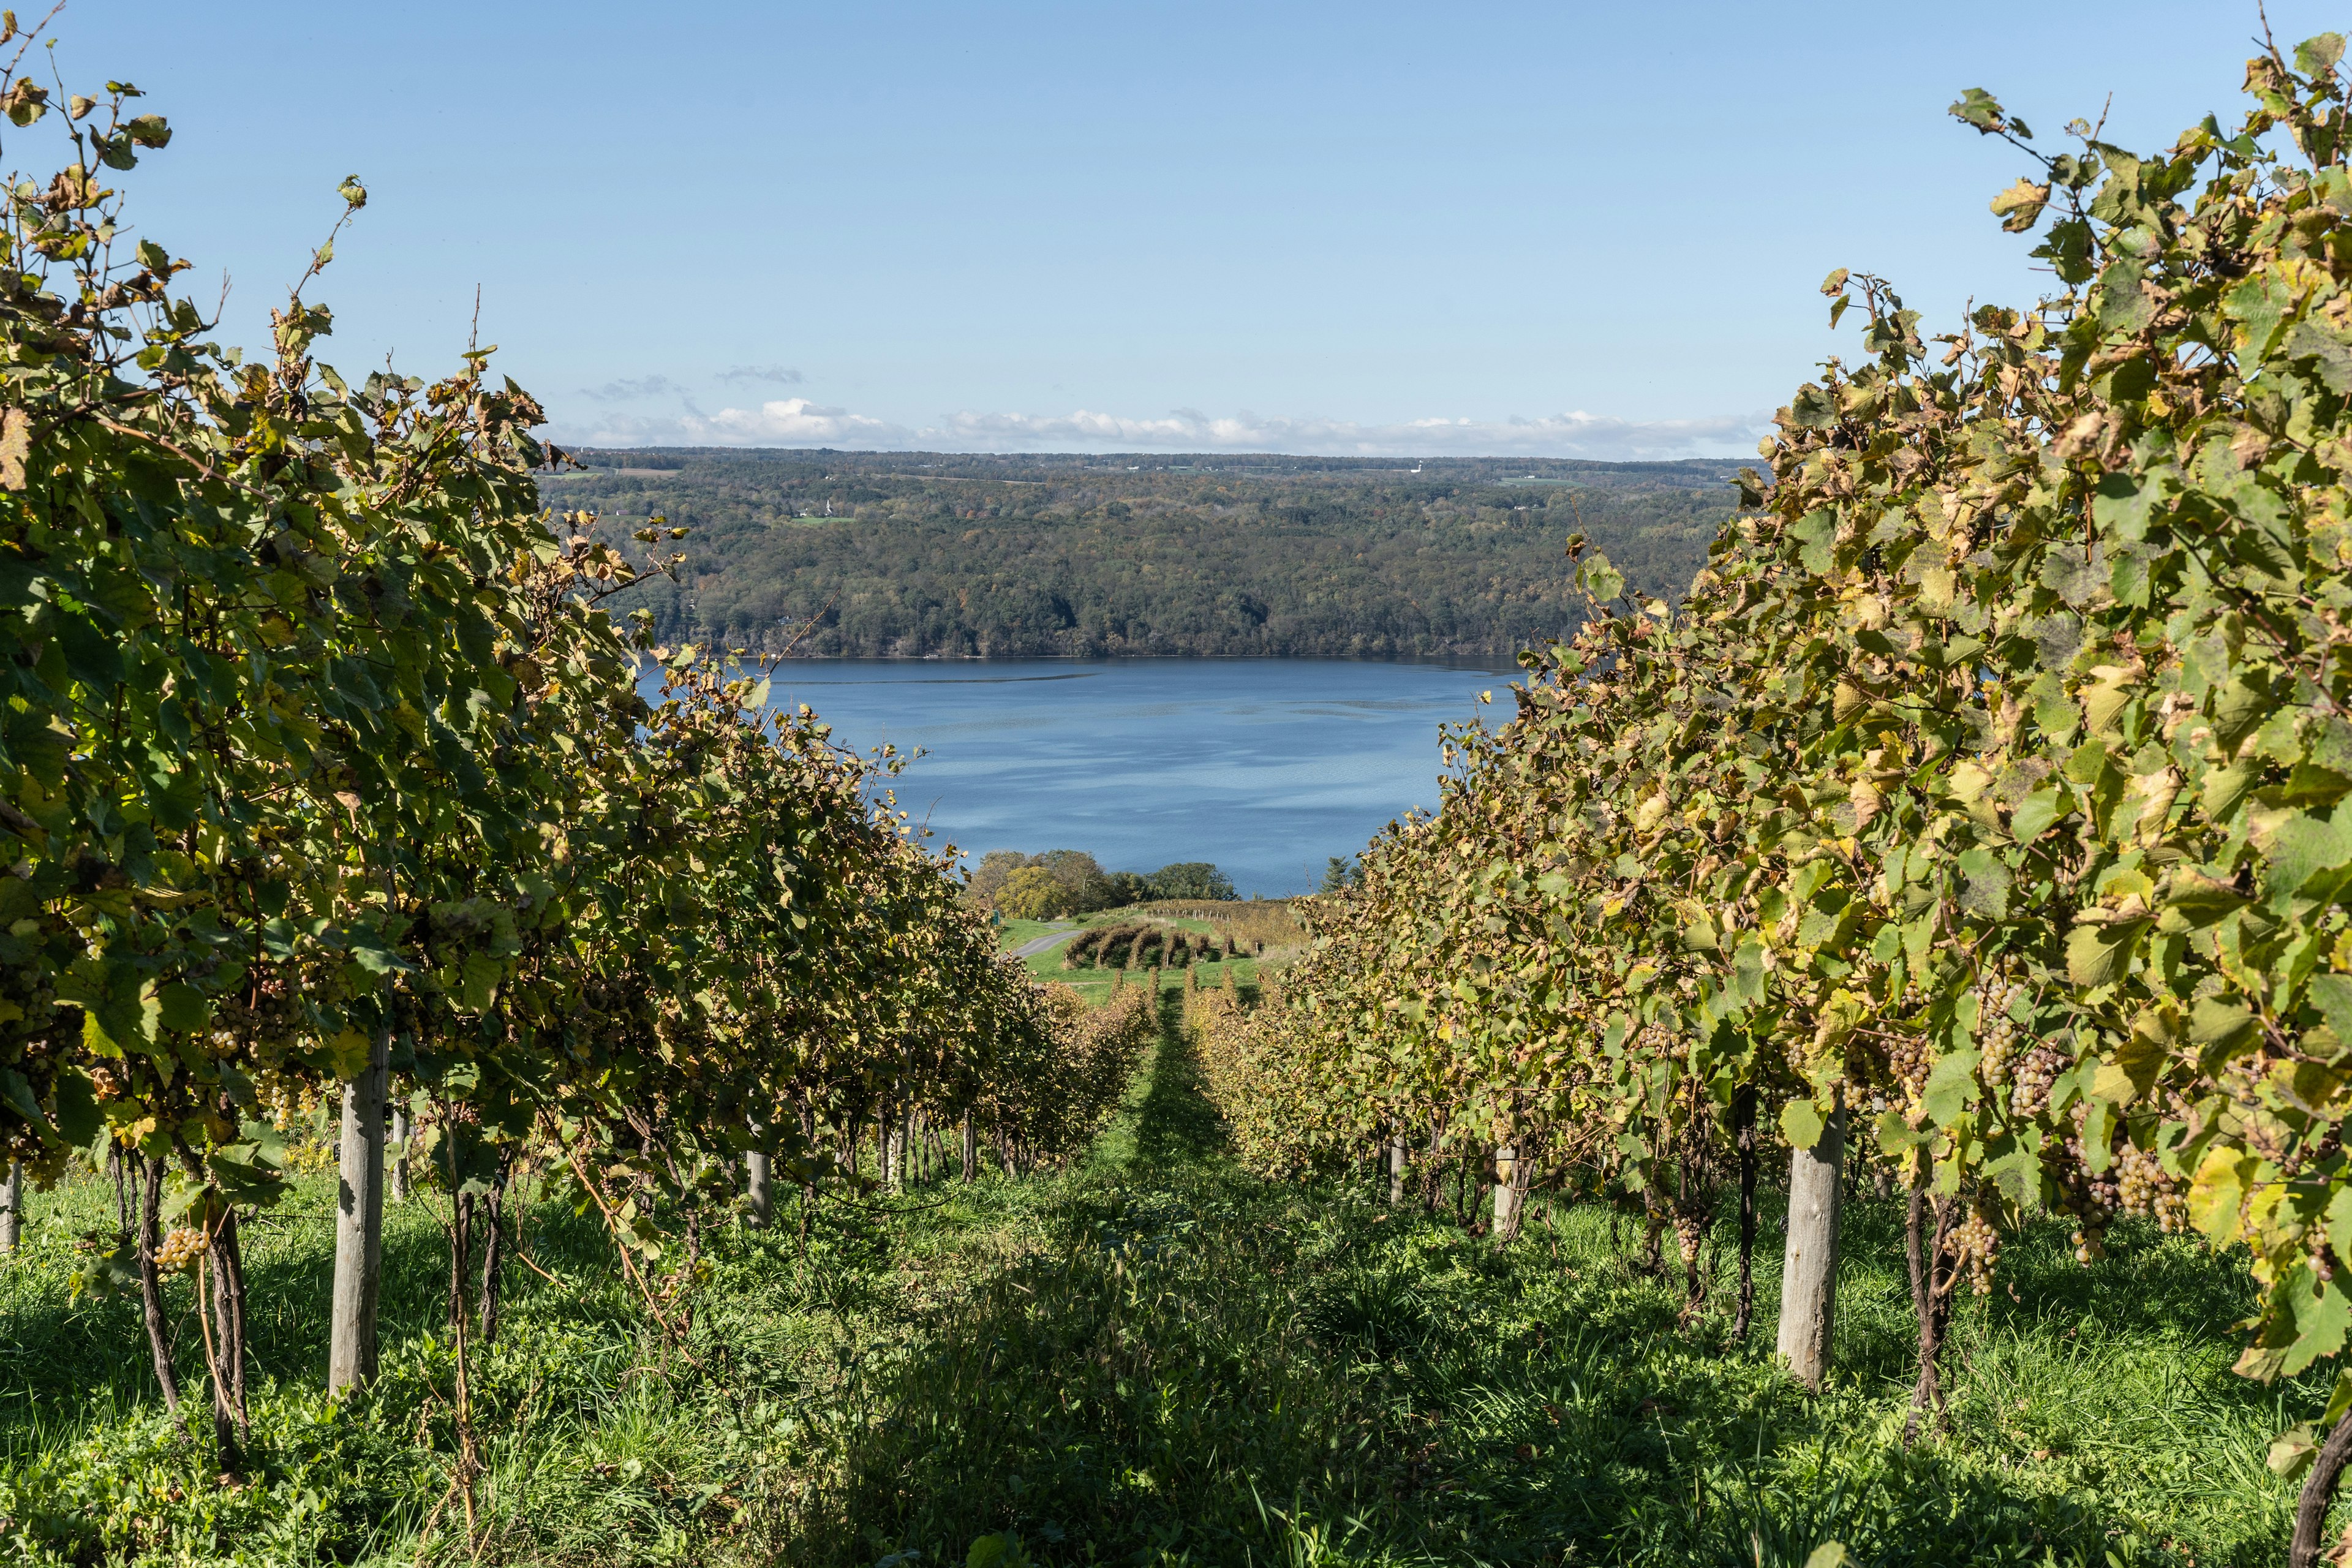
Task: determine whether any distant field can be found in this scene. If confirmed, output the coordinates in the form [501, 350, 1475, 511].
[996, 902, 1295, 1002]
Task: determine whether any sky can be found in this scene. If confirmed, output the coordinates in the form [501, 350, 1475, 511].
[70, 0, 2352, 459]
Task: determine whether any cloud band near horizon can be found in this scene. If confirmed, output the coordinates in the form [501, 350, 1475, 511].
[549, 398, 1768, 461]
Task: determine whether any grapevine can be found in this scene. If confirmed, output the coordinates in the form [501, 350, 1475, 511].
[1189, 26, 2352, 1558]
[0, 21, 1153, 1485]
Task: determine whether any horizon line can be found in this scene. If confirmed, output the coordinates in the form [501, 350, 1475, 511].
[543, 445, 1746, 467]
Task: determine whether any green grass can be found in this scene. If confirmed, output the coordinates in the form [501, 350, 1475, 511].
[0, 999, 2315, 1566]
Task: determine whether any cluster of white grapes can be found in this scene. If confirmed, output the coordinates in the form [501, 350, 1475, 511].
[1978, 976, 2027, 1086]
[2051, 1106, 2118, 1262]
[2008, 1042, 2067, 1118]
[1882, 1033, 1933, 1098]
[1674, 1211, 1708, 1266]
[250, 1066, 320, 1131]
[2113, 1140, 2188, 1233]
[154, 1225, 209, 1273]
[1953, 1203, 2002, 1295]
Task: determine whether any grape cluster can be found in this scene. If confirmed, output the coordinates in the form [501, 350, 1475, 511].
[2114, 1141, 2188, 1233]
[1979, 976, 2026, 1086]
[2008, 1042, 2067, 1118]
[2038, 1106, 2122, 1263]
[1953, 1205, 2002, 1295]
[251, 1067, 318, 1131]
[155, 1226, 209, 1273]
[1882, 1033, 1932, 1097]
[2059, 1103, 2124, 1214]
[1673, 1212, 1707, 1265]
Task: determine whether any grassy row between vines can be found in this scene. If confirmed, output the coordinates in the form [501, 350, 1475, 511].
[0, 991, 2310, 1564]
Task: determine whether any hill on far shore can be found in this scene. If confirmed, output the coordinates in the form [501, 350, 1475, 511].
[542, 449, 1738, 660]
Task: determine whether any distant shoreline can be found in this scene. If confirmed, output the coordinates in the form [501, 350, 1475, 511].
[671, 650, 1529, 668]
[565, 448, 1721, 661]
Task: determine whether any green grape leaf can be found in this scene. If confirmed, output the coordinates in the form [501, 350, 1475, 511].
[1924, 1050, 1981, 1128]
[2065, 919, 2146, 988]
[1579, 553, 1624, 603]
[51, 1068, 98, 1144]
[155, 982, 209, 1035]
[2260, 808, 2352, 894]
[2009, 787, 2064, 843]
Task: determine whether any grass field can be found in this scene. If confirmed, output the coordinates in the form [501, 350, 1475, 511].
[0, 991, 2313, 1566]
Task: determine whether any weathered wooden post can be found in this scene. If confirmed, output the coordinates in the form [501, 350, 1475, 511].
[389, 1107, 410, 1202]
[0, 1159, 19, 1252]
[1733, 1085, 1759, 1340]
[1386, 1133, 1406, 1206]
[1491, 1145, 1520, 1241]
[1775, 1093, 1844, 1392]
[745, 1150, 772, 1227]
[328, 1027, 390, 1394]
[961, 1111, 978, 1182]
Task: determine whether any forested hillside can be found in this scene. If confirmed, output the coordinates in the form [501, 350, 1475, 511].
[539, 451, 1735, 658]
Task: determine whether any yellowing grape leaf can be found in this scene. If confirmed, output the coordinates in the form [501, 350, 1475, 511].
[1781, 1098, 1825, 1149]
[2188, 1145, 2256, 1244]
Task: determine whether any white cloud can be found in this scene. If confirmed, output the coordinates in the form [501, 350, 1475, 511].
[705, 398, 908, 444]
[576, 374, 686, 402]
[554, 398, 909, 450]
[716, 364, 805, 385]
[934, 407, 1764, 459]
[547, 398, 1766, 460]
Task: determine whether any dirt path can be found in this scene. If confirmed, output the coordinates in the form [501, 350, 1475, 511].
[1009, 927, 1081, 958]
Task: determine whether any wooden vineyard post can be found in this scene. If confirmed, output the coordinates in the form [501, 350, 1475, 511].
[389, 1107, 409, 1202]
[962, 1110, 978, 1182]
[1387, 1134, 1406, 1205]
[1491, 1145, 1520, 1241]
[1775, 1093, 1845, 1392]
[1733, 1085, 1758, 1340]
[0, 1159, 18, 1253]
[745, 1150, 772, 1227]
[328, 1027, 391, 1395]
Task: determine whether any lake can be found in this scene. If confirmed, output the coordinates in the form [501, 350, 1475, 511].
[699, 659, 1518, 898]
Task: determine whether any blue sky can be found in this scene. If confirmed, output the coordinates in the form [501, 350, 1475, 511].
[77, 0, 2352, 458]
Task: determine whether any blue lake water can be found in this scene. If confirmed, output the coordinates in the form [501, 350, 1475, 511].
[693, 659, 1518, 898]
